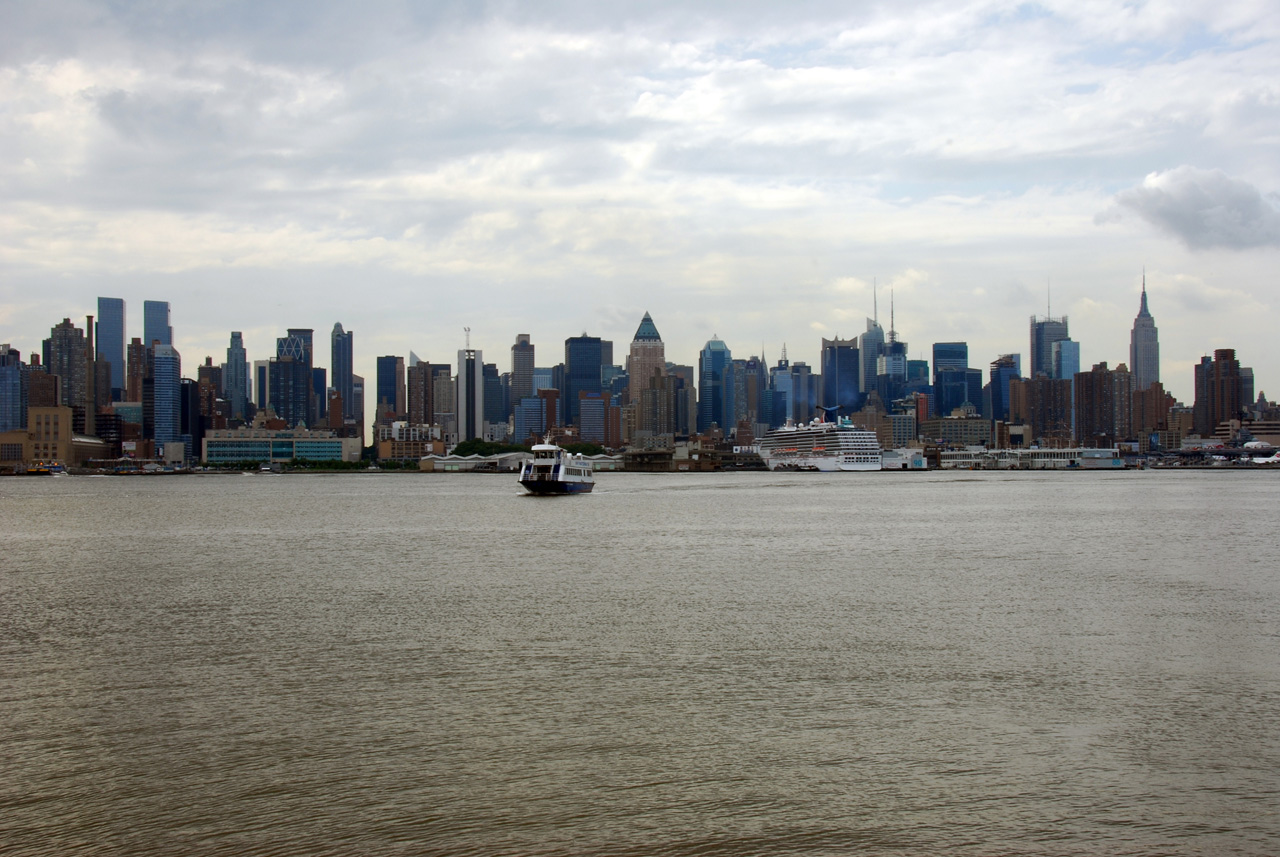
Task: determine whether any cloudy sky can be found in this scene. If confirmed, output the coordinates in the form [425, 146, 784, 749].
[2, 0, 1277, 405]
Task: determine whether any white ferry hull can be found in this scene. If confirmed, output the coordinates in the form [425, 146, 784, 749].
[520, 476, 594, 494]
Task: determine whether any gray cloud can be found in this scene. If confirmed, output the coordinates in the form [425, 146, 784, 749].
[1106, 166, 1280, 250]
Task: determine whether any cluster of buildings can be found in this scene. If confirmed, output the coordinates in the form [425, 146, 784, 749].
[1, 285, 1276, 471]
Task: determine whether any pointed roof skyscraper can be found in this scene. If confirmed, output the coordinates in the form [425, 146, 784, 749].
[1130, 271, 1160, 391]
[627, 311, 666, 405]
[633, 311, 662, 342]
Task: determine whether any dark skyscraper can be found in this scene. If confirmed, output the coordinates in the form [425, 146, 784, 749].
[376, 355, 405, 419]
[457, 346, 484, 441]
[698, 337, 733, 433]
[225, 332, 248, 421]
[274, 329, 314, 427]
[331, 323, 354, 421]
[564, 335, 603, 427]
[1193, 349, 1243, 437]
[511, 334, 534, 407]
[987, 354, 1021, 423]
[821, 337, 860, 412]
[96, 297, 126, 399]
[931, 342, 968, 384]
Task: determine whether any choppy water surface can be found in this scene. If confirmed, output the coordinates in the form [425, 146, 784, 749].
[2, 470, 1278, 855]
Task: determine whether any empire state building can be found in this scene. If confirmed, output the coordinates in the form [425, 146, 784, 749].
[1130, 275, 1160, 391]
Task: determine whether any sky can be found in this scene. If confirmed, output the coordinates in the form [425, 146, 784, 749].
[2, 0, 1278, 406]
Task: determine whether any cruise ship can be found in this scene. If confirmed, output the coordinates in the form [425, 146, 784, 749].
[757, 418, 882, 471]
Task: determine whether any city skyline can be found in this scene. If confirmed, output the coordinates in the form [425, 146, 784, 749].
[3, 2, 1278, 405]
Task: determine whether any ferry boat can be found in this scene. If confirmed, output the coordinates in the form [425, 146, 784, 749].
[758, 418, 882, 472]
[518, 443, 596, 494]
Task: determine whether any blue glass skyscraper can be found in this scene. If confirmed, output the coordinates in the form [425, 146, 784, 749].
[698, 337, 733, 433]
[152, 343, 182, 451]
[0, 345, 24, 432]
[564, 335, 603, 427]
[143, 301, 172, 348]
[97, 297, 126, 399]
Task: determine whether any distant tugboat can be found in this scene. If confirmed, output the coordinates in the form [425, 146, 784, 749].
[518, 443, 596, 494]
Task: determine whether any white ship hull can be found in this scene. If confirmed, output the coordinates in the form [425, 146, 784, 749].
[758, 419, 882, 472]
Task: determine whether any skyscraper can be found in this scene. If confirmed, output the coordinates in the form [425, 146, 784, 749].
[376, 356, 406, 419]
[821, 337, 860, 412]
[0, 345, 25, 432]
[1030, 316, 1069, 379]
[274, 329, 314, 427]
[876, 298, 908, 404]
[253, 359, 271, 409]
[1074, 362, 1133, 446]
[1193, 349, 1243, 437]
[511, 334, 534, 406]
[1052, 340, 1080, 381]
[858, 317, 884, 396]
[97, 297, 126, 399]
[151, 343, 182, 450]
[564, 335, 603, 427]
[932, 342, 968, 384]
[331, 323, 354, 421]
[143, 301, 172, 348]
[127, 338, 147, 402]
[225, 332, 248, 421]
[987, 354, 1021, 422]
[483, 362, 504, 429]
[626, 313, 665, 405]
[935, 367, 983, 418]
[1129, 276, 1160, 391]
[43, 319, 87, 415]
[456, 346, 484, 441]
[698, 336, 733, 433]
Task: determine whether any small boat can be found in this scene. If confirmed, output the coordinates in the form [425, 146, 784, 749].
[518, 443, 595, 494]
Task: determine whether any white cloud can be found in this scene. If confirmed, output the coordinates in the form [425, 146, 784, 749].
[1105, 166, 1280, 250]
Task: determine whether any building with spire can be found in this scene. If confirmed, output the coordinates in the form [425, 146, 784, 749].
[876, 291, 908, 403]
[1130, 275, 1160, 391]
[858, 284, 885, 397]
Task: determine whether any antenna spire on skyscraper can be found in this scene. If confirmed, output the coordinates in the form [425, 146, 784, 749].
[888, 289, 897, 344]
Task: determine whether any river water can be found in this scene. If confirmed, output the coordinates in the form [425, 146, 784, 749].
[2, 470, 1278, 855]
